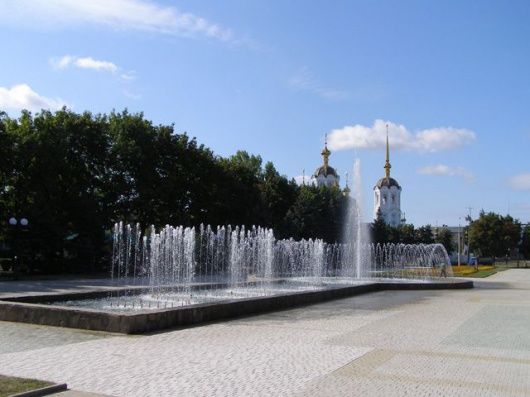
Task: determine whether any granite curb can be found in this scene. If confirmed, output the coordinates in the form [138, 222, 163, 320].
[0, 279, 472, 334]
[9, 383, 67, 397]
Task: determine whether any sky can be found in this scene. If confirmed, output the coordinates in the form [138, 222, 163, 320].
[1, 0, 529, 226]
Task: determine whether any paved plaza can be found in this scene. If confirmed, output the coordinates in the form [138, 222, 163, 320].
[1, 270, 530, 396]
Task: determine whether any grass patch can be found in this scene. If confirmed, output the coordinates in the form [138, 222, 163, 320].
[0, 375, 52, 397]
[494, 260, 530, 269]
[451, 265, 498, 278]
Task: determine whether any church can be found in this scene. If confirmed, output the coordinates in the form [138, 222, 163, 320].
[373, 126, 403, 227]
[311, 136, 340, 188]
[310, 127, 403, 227]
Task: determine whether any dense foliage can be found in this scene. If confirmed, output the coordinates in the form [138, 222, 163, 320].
[372, 210, 530, 259]
[0, 109, 349, 272]
[468, 211, 522, 257]
[521, 224, 530, 259]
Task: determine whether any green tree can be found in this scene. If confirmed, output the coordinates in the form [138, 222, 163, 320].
[371, 208, 388, 244]
[0, 111, 15, 246]
[468, 211, 521, 257]
[218, 151, 265, 227]
[0, 108, 362, 273]
[398, 223, 416, 244]
[435, 227, 454, 253]
[259, 162, 298, 238]
[415, 225, 435, 244]
[0, 109, 112, 271]
[521, 224, 530, 259]
[284, 185, 344, 242]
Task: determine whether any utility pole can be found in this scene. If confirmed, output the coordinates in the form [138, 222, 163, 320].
[466, 207, 473, 266]
[458, 217, 461, 267]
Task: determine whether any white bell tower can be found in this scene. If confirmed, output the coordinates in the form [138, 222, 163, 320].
[374, 124, 402, 227]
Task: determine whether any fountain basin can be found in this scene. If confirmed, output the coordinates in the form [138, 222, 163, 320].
[0, 278, 472, 334]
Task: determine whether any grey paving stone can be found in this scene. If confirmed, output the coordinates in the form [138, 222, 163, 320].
[1, 270, 530, 396]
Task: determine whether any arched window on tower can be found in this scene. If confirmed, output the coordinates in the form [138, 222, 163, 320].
[391, 194, 395, 204]
[382, 194, 387, 205]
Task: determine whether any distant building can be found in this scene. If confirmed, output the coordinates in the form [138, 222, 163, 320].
[312, 135, 340, 188]
[434, 225, 468, 263]
[373, 126, 403, 227]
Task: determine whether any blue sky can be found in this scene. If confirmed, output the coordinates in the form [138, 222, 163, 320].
[1, 0, 529, 226]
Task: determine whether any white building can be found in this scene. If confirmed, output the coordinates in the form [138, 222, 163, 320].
[374, 127, 403, 227]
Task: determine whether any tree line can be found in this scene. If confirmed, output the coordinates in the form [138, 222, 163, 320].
[0, 109, 348, 272]
[372, 207, 530, 259]
[1, 109, 528, 273]
[467, 211, 529, 258]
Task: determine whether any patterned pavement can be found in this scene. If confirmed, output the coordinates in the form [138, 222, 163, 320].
[1, 270, 530, 396]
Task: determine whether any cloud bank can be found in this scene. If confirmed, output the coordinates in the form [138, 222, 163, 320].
[507, 173, 530, 191]
[2, 0, 234, 42]
[0, 84, 66, 113]
[328, 119, 475, 153]
[418, 164, 475, 182]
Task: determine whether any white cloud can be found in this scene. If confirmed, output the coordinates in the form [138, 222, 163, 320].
[51, 56, 118, 73]
[0, 84, 66, 112]
[507, 173, 530, 191]
[328, 119, 475, 153]
[2, 0, 234, 42]
[293, 175, 316, 186]
[51, 55, 137, 83]
[289, 68, 347, 101]
[75, 57, 118, 73]
[417, 164, 475, 182]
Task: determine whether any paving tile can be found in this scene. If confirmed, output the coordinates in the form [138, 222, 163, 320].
[1, 270, 530, 396]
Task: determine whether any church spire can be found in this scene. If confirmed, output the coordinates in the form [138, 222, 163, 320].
[384, 124, 391, 179]
[321, 133, 331, 172]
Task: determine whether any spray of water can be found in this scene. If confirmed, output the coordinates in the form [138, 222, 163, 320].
[341, 158, 372, 279]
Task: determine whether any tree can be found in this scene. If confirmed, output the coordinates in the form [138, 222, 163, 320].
[0, 108, 360, 273]
[259, 162, 298, 238]
[0, 111, 15, 246]
[0, 109, 113, 271]
[218, 151, 265, 227]
[371, 208, 388, 244]
[415, 225, 434, 244]
[435, 227, 454, 253]
[468, 211, 521, 257]
[283, 185, 344, 242]
[398, 224, 416, 244]
[519, 224, 530, 259]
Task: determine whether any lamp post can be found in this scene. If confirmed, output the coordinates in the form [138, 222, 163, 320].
[458, 217, 462, 267]
[7, 216, 29, 277]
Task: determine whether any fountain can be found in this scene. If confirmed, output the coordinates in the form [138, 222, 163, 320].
[341, 158, 370, 278]
[46, 159, 455, 314]
[0, 158, 468, 334]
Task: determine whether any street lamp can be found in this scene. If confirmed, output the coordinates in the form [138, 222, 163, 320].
[458, 217, 462, 267]
[7, 216, 29, 277]
[9, 217, 28, 226]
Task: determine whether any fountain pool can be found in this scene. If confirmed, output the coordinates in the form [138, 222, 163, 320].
[0, 159, 470, 333]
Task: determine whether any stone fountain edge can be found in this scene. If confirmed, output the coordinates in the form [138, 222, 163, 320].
[0, 279, 472, 334]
